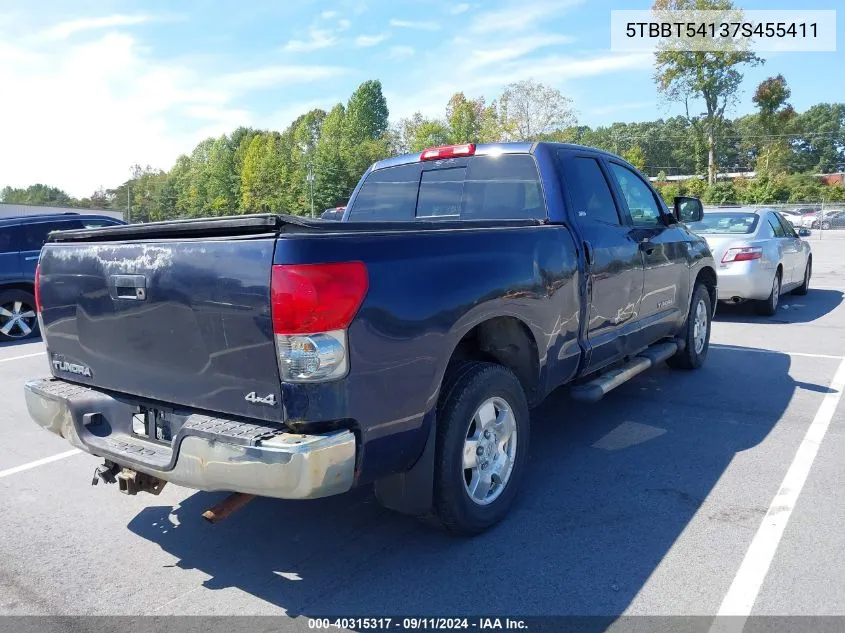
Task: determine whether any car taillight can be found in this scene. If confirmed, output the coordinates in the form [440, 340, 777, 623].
[722, 247, 763, 263]
[34, 264, 41, 313]
[270, 262, 368, 382]
[420, 144, 476, 161]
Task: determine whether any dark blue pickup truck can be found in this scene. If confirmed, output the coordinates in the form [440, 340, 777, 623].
[24, 143, 716, 534]
[0, 212, 124, 341]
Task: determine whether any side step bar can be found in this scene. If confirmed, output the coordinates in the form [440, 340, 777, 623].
[570, 341, 679, 403]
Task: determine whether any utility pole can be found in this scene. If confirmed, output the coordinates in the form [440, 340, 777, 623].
[307, 165, 315, 218]
[127, 182, 131, 223]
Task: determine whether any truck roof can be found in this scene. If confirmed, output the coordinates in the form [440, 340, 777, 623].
[370, 141, 619, 172]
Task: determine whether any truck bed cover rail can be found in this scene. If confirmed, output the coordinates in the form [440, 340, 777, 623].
[47, 213, 548, 243]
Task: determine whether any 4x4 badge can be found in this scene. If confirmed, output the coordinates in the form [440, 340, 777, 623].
[245, 391, 277, 406]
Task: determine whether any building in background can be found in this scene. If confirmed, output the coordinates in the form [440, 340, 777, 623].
[0, 203, 124, 221]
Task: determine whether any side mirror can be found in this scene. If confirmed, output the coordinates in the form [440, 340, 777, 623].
[798, 228, 811, 237]
[674, 196, 703, 223]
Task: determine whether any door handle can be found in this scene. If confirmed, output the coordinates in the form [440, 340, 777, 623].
[109, 274, 147, 300]
[638, 239, 655, 254]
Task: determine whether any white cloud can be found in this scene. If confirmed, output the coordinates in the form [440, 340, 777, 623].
[450, 3, 470, 14]
[320, 10, 338, 19]
[389, 19, 441, 31]
[388, 45, 415, 60]
[219, 65, 347, 91]
[462, 34, 572, 71]
[590, 101, 654, 118]
[282, 28, 337, 52]
[386, 52, 652, 122]
[337, 19, 352, 31]
[40, 14, 159, 40]
[0, 31, 350, 197]
[470, 0, 585, 33]
[355, 33, 390, 47]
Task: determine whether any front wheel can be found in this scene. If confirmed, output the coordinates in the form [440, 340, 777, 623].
[433, 362, 530, 535]
[755, 271, 781, 316]
[0, 289, 40, 342]
[821, 221, 831, 230]
[668, 283, 712, 370]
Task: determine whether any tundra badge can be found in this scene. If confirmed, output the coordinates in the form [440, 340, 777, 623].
[52, 360, 93, 378]
[245, 391, 277, 406]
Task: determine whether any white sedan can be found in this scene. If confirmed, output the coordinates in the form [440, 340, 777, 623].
[686, 208, 813, 316]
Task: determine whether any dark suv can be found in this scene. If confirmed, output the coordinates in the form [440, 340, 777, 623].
[0, 212, 125, 341]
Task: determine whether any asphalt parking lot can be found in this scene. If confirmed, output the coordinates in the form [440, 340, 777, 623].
[2, 233, 845, 624]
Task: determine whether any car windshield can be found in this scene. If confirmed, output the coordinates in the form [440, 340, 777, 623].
[687, 212, 759, 234]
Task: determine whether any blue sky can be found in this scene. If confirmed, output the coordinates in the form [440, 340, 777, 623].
[0, 0, 841, 197]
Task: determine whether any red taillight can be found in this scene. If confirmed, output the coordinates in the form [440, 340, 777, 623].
[271, 262, 368, 335]
[722, 247, 763, 263]
[34, 264, 41, 313]
[420, 144, 476, 161]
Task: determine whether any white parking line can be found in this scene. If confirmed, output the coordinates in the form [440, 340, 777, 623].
[713, 345, 844, 360]
[0, 351, 46, 363]
[0, 449, 82, 479]
[712, 356, 845, 625]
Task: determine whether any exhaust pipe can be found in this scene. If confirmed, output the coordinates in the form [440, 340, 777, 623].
[731, 296, 743, 304]
[202, 492, 256, 523]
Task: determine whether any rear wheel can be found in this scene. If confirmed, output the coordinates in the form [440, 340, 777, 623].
[0, 289, 39, 342]
[433, 362, 529, 535]
[793, 258, 811, 296]
[668, 283, 711, 370]
[755, 271, 781, 316]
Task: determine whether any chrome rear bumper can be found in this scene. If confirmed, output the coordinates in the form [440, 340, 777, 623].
[24, 378, 356, 500]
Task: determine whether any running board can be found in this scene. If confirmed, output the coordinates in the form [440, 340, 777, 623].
[570, 341, 679, 403]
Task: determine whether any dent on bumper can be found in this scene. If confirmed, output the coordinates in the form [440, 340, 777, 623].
[24, 378, 356, 500]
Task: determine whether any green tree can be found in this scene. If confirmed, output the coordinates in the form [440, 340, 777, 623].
[653, 0, 763, 184]
[446, 92, 484, 144]
[1, 184, 74, 206]
[240, 132, 286, 212]
[206, 136, 238, 215]
[623, 144, 647, 171]
[792, 104, 845, 173]
[345, 79, 389, 144]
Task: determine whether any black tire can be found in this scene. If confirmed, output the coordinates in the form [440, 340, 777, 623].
[433, 361, 530, 535]
[821, 221, 831, 230]
[792, 258, 811, 296]
[755, 270, 781, 316]
[0, 289, 39, 342]
[667, 283, 712, 370]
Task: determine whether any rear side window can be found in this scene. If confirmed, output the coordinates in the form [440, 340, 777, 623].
[346, 154, 545, 222]
[22, 220, 82, 250]
[344, 164, 421, 221]
[561, 156, 620, 225]
[81, 219, 117, 228]
[0, 226, 21, 253]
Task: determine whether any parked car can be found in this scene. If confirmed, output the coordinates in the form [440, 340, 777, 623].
[0, 212, 125, 341]
[811, 209, 845, 230]
[24, 142, 717, 534]
[686, 208, 812, 315]
[779, 210, 804, 227]
[319, 206, 346, 220]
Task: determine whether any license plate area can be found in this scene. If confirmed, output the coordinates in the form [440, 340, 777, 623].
[131, 407, 174, 444]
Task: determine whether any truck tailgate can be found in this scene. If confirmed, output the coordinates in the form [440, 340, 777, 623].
[38, 237, 283, 422]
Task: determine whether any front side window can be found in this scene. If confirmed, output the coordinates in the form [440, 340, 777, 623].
[608, 163, 662, 227]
